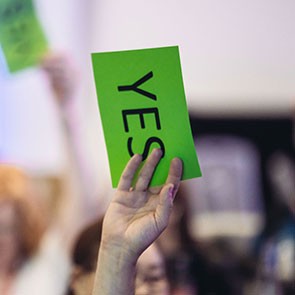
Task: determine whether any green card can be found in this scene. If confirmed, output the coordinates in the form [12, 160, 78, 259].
[92, 46, 201, 187]
[0, 0, 48, 73]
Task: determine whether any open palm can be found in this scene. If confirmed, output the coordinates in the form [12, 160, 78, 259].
[101, 149, 183, 259]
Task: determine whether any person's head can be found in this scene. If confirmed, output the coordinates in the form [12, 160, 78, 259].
[0, 164, 46, 273]
[267, 151, 295, 215]
[68, 218, 169, 295]
[135, 243, 170, 295]
[67, 219, 103, 295]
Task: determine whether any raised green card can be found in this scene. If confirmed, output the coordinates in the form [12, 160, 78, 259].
[0, 0, 48, 72]
[92, 46, 201, 187]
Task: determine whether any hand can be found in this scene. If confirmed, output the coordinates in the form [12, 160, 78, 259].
[41, 52, 78, 105]
[101, 148, 183, 261]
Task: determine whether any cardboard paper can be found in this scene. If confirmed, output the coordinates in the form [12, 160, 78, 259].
[92, 46, 201, 187]
[0, 0, 47, 72]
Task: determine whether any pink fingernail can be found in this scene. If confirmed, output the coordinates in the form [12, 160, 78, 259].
[153, 148, 161, 156]
[168, 186, 175, 202]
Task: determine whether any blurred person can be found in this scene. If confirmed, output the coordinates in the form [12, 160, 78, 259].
[183, 135, 266, 294]
[41, 52, 108, 226]
[249, 150, 295, 295]
[0, 164, 70, 295]
[244, 112, 295, 294]
[157, 184, 198, 294]
[66, 219, 102, 295]
[158, 184, 234, 295]
[67, 218, 169, 295]
[1, 48, 91, 262]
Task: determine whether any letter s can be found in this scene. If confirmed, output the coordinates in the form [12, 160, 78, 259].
[127, 137, 165, 161]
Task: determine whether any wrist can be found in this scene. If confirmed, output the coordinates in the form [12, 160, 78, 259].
[93, 242, 137, 295]
[99, 237, 139, 266]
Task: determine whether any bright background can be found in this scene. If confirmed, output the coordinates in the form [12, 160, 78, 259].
[0, 0, 294, 196]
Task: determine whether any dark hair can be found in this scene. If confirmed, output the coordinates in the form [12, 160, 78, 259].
[72, 218, 104, 272]
[66, 218, 104, 295]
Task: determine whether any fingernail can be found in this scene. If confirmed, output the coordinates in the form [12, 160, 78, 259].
[134, 154, 142, 162]
[153, 148, 162, 156]
[168, 185, 175, 202]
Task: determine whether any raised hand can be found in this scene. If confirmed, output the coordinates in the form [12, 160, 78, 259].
[93, 149, 182, 295]
[41, 52, 78, 104]
[101, 148, 183, 260]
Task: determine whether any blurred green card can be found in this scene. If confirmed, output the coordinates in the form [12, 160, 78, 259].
[0, 0, 48, 73]
[92, 46, 201, 187]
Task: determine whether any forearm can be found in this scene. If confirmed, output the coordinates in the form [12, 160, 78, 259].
[60, 100, 98, 212]
[92, 243, 137, 295]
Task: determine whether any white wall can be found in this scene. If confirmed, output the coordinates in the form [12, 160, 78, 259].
[90, 0, 295, 115]
[0, 0, 98, 175]
[1, 0, 294, 176]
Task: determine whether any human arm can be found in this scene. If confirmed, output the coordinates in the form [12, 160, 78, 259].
[41, 53, 101, 226]
[41, 52, 77, 104]
[92, 148, 183, 295]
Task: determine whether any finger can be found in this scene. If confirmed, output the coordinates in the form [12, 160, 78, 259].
[117, 154, 142, 191]
[155, 184, 175, 233]
[165, 158, 183, 197]
[135, 148, 163, 191]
